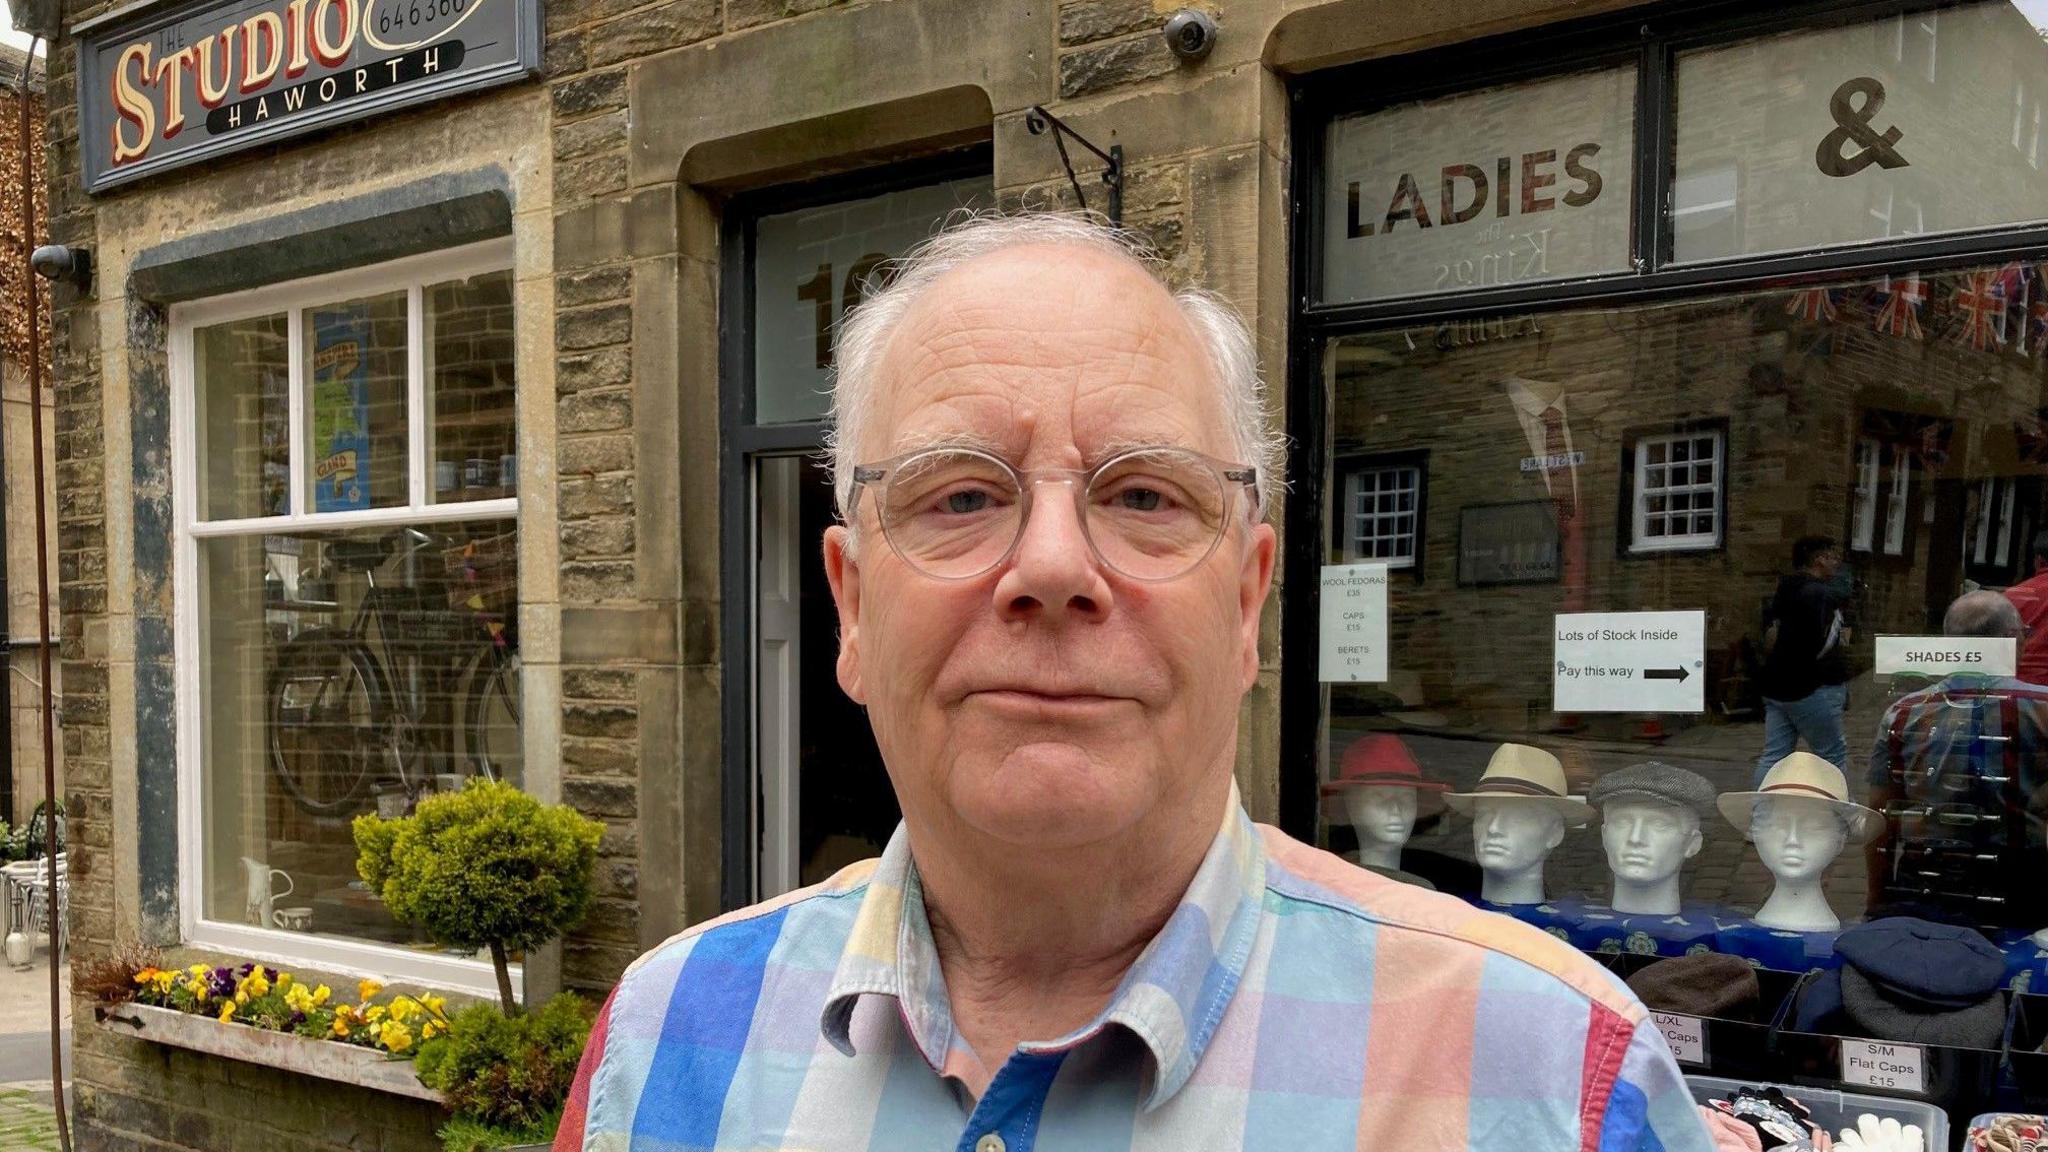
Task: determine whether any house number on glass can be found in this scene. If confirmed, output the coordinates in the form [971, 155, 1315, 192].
[796, 254, 893, 369]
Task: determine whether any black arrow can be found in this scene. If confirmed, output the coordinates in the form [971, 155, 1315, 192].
[1644, 667, 1691, 682]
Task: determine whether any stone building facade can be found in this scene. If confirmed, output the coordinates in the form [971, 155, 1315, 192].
[34, 0, 2048, 1147]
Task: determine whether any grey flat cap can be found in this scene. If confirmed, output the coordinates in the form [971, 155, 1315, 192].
[1588, 762, 1718, 816]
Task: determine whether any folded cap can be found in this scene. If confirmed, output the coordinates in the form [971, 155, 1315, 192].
[1839, 965, 2006, 1050]
[1590, 762, 1719, 817]
[1834, 917, 2005, 1007]
[1626, 953, 1762, 1020]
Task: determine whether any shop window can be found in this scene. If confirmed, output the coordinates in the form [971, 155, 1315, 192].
[1340, 456, 1424, 568]
[1849, 438, 1912, 558]
[1627, 429, 1724, 553]
[175, 240, 520, 990]
[2016, 79, 2044, 168]
[1894, 9, 1940, 84]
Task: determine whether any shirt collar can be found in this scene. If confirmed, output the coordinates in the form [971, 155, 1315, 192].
[819, 787, 1267, 1111]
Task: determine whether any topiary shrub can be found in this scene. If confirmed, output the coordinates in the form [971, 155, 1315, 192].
[414, 992, 591, 1150]
[353, 780, 603, 1013]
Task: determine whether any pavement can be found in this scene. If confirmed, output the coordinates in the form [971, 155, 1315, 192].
[0, 950, 70, 1148]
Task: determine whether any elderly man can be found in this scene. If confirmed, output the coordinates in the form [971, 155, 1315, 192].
[1867, 590, 2048, 928]
[554, 215, 1708, 1151]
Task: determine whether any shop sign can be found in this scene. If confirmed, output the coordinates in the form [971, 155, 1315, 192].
[1840, 1040, 1923, 1094]
[1673, 2, 2048, 263]
[1318, 563, 1389, 683]
[1650, 1012, 1706, 1067]
[1874, 635, 2017, 678]
[1553, 610, 1706, 714]
[77, 0, 540, 192]
[1318, 64, 1636, 305]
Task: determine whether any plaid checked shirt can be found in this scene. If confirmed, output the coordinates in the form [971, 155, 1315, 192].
[555, 797, 1712, 1152]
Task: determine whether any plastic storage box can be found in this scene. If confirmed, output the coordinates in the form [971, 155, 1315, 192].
[1685, 1074, 1950, 1152]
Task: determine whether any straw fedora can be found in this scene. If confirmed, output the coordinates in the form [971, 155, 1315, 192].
[1443, 743, 1594, 827]
[1321, 734, 1448, 820]
[1717, 752, 1880, 843]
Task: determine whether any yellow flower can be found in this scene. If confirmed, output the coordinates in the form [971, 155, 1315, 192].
[284, 984, 315, 1014]
[240, 971, 270, 998]
[357, 979, 383, 1001]
[311, 985, 331, 1007]
[388, 997, 416, 1023]
[421, 994, 446, 1017]
[188, 963, 209, 978]
[234, 990, 248, 1006]
[217, 1001, 235, 1023]
[331, 1015, 351, 1039]
[153, 971, 176, 995]
[275, 971, 292, 991]
[364, 1005, 387, 1024]
[420, 1020, 442, 1041]
[378, 1020, 413, 1054]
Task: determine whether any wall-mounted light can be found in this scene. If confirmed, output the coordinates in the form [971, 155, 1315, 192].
[1163, 10, 1218, 62]
[29, 245, 90, 292]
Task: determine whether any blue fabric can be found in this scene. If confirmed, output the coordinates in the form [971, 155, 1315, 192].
[1835, 917, 2005, 1005]
[1755, 682, 1848, 786]
[632, 907, 789, 1145]
[1564, 904, 1725, 959]
[1712, 921, 1842, 972]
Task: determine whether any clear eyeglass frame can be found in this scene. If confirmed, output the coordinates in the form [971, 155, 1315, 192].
[847, 444, 1261, 583]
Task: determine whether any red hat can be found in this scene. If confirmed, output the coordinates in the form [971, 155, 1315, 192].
[1321, 734, 1447, 816]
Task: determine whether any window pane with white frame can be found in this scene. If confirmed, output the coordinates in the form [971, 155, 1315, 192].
[179, 243, 521, 980]
[1342, 462, 1422, 567]
[1632, 430, 1722, 552]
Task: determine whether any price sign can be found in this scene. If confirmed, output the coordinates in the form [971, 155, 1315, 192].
[1840, 1040, 1924, 1093]
[1319, 564, 1389, 683]
[1651, 1012, 1706, 1067]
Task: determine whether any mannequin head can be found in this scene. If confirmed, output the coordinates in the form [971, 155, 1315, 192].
[1602, 800, 1703, 885]
[1472, 798, 1566, 904]
[1751, 795, 1849, 883]
[1342, 785, 1419, 869]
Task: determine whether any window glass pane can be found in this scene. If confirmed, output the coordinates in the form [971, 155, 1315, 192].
[1317, 259, 2048, 956]
[427, 270, 518, 503]
[1319, 64, 1636, 304]
[305, 291, 408, 512]
[1673, 2, 2048, 263]
[200, 520, 520, 950]
[752, 176, 992, 424]
[195, 313, 290, 521]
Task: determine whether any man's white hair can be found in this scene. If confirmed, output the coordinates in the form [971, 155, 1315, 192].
[824, 211, 1284, 522]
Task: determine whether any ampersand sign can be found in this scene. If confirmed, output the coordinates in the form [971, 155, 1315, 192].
[1815, 76, 1910, 177]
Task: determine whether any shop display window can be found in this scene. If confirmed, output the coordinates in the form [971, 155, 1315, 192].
[1315, 256, 2048, 978]
[174, 241, 520, 988]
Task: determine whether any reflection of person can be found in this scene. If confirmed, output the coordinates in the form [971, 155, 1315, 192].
[1320, 733, 1447, 871]
[1867, 591, 2048, 929]
[1721, 753, 1878, 932]
[2002, 531, 2048, 684]
[1754, 536, 1852, 785]
[1446, 744, 1593, 905]
[1589, 763, 1716, 916]
[556, 215, 1708, 1151]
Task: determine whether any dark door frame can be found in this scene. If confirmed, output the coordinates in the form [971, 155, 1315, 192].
[715, 146, 995, 911]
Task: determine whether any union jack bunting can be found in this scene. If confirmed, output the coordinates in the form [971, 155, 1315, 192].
[1873, 274, 1926, 339]
[1784, 287, 1839, 324]
[1954, 269, 2009, 351]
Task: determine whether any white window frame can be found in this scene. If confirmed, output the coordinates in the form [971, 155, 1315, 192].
[1630, 429, 1723, 553]
[1850, 438, 1913, 557]
[1341, 461, 1422, 568]
[170, 238, 519, 994]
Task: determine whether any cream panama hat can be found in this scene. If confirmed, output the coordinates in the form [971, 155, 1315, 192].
[1717, 752, 1881, 843]
[1443, 743, 1594, 827]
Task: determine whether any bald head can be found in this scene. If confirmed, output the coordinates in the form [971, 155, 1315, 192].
[1944, 590, 2023, 639]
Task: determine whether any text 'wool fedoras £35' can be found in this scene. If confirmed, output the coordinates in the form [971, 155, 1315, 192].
[1320, 733, 1448, 820]
[1443, 743, 1594, 827]
[1717, 752, 1880, 843]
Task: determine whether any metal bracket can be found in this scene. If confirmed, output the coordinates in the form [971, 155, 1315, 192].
[1024, 106, 1124, 227]
[94, 1005, 144, 1029]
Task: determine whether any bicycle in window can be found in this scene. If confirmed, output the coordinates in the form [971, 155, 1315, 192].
[266, 525, 521, 818]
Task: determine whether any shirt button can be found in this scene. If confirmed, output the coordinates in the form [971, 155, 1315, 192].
[975, 1135, 1006, 1152]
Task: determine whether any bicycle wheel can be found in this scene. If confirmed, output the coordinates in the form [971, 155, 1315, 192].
[268, 632, 387, 817]
[461, 645, 522, 788]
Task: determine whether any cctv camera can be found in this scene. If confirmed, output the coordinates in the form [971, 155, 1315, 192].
[1163, 9, 1217, 61]
[30, 245, 89, 290]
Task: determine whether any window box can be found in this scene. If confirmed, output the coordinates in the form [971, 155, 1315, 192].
[92, 1002, 442, 1103]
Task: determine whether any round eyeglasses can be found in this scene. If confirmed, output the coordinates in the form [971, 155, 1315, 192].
[848, 445, 1260, 583]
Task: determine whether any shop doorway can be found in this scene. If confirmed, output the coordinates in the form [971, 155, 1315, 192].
[721, 156, 992, 906]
